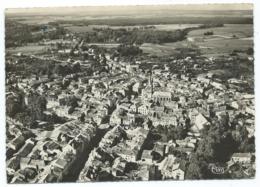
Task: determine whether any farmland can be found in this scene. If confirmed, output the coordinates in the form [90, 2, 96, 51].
[140, 41, 189, 56]
[63, 24, 202, 33]
[188, 24, 253, 38]
[140, 24, 253, 57]
[6, 44, 47, 55]
[187, 24, 253, 57]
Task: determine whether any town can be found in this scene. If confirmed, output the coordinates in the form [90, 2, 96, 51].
[5, 5, 255, 183]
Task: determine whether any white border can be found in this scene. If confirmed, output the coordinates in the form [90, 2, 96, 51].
[0, 0, 255, 8]
[0, 1, 258, 187]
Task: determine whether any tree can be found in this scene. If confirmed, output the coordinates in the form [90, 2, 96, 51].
[6, 98, 22, 117]
[68, 107, 75, 114]
[166, 125, 188, 141]
[246, 47, 254, 55]
[6, 91, 24, 117]
[186, 121, 238, 179]
[60, 96, 79, 108]
[117, 44, 142, 57]
[72, 62, 81, 73]
[54, 64, 64, 75]
[27, 93, 47, 121]
[79, 113, 85, 122]
[232, 125, 255, 153]
[15, 112, 34, 128]
[239, 136, 255, 153]
[196, 124, 236, 163]
[186, 154, 209, 179]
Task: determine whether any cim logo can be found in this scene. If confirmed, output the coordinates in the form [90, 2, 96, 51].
[208, 163, 225, 174]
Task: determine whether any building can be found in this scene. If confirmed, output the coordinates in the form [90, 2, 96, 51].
[153, 91, 172, 104]
[141, 150, 153, 163]
[231, 153, 252, 164]
[159, 155, 186, 180]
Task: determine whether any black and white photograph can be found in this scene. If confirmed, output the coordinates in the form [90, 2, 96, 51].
[3, 1, 257, 185]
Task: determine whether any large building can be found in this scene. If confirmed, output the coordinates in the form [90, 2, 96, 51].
[152, 91, 172, 104]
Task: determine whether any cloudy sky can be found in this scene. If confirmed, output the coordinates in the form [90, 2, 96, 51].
[6, 4, 253, 16]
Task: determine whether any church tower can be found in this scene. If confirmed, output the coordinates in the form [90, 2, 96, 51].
[149, 69, 153, 97]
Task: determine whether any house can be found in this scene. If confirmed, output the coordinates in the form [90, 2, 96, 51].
[245, 106, 254, 116]
[116, 148, 138, 162]
[132, 82, 142, 93]
[229, 101, 243, 110]
[46, 94, 59, 109]
[153, 91, 172, 104]
[8, 135, 26, 151]
[110, 110, 123, 126]
[134, 165, 150, 181]
[191, 113, 210, 133]
[152, 143, 165, 160]
[126, 64, 139, 73]
[43, 172, 59, 183]
[130, 102, 142, 113]
[152, 116, 178, 127]
[231, 153, 252, 164]
[7, 157, 21, 172]
[112, 157, 127, 176]
[21, 158, 46, 171]
[10, 175, 26, 183]
[165, 140, 177, 155]
[210, 81, 227, 90]
[14, 140, 35, 157]
[159, 155, 186, 180]
[141, 150, 153, 163]
[19, 157, 31, 170]
[174, 147, 194, 155]
[246, 125, 255, 138]
[148, 165, 162, 180]
[138, 104, 149, 115]
[54, 158, 68, 170]
[118, 103, 131, 111]
[141, 87, 153, 100]
[176, 138, 196, 149]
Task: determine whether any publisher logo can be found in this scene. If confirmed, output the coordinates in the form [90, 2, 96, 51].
[208, 163, 225, 174]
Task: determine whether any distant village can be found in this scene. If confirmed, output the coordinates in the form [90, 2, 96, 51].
[6, 30, 255, 183]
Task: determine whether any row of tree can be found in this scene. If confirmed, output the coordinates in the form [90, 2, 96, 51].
[5, 20, 66, 48]
[79, 27, 187, 45]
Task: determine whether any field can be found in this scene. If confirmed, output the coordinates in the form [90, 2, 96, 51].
[6, 44, 47, 55]
[141, 24, 253, 57]
[140, 42, 189, 56]
[86, 43, 120, 48]
[63, 23, 253, 58]
[63, 25, 94, 33]
[196, 38, 253, 57]
[63, 24, 202, 33]
[188, 24, 253, 38]
[188, 24, 253, 57]
[152, 24, 201, 31]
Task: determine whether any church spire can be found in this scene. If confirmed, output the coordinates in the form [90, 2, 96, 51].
[149, 69, 153, 97]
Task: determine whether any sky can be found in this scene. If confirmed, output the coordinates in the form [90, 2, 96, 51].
[5, 4, 253, 17]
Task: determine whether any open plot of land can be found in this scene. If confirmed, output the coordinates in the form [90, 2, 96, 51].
[152, 24, 201, 31]
[140, 41, 190, 56]
[140, 37, 252, 57]
[189, 24, 253, 57]
[64, 24, 202, 33]
[108, 24, 201, 31]
[63, 25, 94, 33]
[6, 45, 47, 55]
[86, 43, 120, 48]
[141, 24, 253, 57]
[188, 24, 253, 38]
[196, 37, 253, 57]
